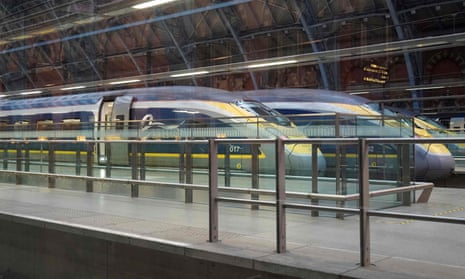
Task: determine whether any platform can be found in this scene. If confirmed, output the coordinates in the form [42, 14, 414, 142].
[0, 181, 464, 279]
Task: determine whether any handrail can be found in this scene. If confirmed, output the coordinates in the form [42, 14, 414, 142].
[208, 137, 463, 268]
[0, 137, 463, 268]
[0, 169, 432, 202]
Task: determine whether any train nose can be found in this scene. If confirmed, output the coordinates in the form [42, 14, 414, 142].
[285, 143, 327, 176]
[414, 144, 455, 181]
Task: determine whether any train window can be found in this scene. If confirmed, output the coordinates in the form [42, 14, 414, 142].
[14, 121, 31, 131]
[37, 120, 54, 130]
[62, 119, 81, 130]
[235, 100, 292, 127]
[115, 114, 125, 130]
[0, 121, 10, 131]
[181, 119, 208, 128]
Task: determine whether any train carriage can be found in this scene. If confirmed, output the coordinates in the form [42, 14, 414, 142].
[240, 88, 455, 181]
[0, 86, 326, 175]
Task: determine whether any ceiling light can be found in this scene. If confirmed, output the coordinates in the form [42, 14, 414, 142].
[11, 34, 33, 40]
[415, 41, 448, 48]
[31, 28, 56, 36]
[350, 91, 370, 95]
[20, 90, 42, 95]
[170, 71, 209, 78]
[406, 86, 445, 91]
[132, 0, 177, 9]
[247, 60, 298, 69]
[108, 79, 141, 85]
[383, 47, 401, 52]
[74, 16, 104, 25]
[61, 86, 86, 91]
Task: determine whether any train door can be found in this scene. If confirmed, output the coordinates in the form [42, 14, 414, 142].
[99, 95, 134, 165]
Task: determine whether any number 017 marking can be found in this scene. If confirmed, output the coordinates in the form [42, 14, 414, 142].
[229, 145, 241, 153]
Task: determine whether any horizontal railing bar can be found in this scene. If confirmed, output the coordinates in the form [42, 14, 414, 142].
[0, 169, 433, 202]
[284, 202, 360, 214]
[286, 191, 349, 201]
[218, 187, 351, 201]
[204, 138, 276, 144]
[369, 210, 465, 225]
[0, 139, 210, 145]
[368, 183, 433, 198]
[2, 137, 465, 145]
[216, 197, 276, 206]
[0, 169, 208, 191]
[364, 137, 465, 145]
[218, 186, 275, 195]
[281, 138, 359, 145]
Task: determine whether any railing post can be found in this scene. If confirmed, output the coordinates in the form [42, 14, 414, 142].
[105, 142, 111, 177]
[139, 142, 146, 181]
[15, 142, 22, 185]
[131, 142, 139, 198]
[185, 142, 193, 203]
[276, 137, 286, 253]
[179, 143, 185, 184]
[400, 144, 411, 205]
[48, 142, 55, 188]
[24, 142, 30, 172]
[359, 138, 370, 267]
[224, 144, 231, 187]
[335, 114, 345, 219]
[208, 139, 219, 242]
[76, 143, 81, 175]
[251, 143, 259, 210]
[86, 142, 94, 192]
[311, 144, 319, 217]
[3, 142, 8, 170]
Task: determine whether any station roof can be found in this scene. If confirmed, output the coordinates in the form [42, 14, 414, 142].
[0, 0, 464, 114]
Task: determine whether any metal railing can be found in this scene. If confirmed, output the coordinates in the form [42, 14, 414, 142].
[208, 137, 464, 267]
[0, 137, 463, 268]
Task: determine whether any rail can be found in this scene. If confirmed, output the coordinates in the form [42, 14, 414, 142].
[0, 137, 463, 268]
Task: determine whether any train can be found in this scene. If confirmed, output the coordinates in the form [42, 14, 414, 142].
[376, 105, 465, 157]
[239, 88, 455, 181]
[0, 86, 326, 176]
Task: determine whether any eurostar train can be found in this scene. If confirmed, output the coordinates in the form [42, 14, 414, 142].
[240, 88, 455, 181]
[376, 105, 465, 157]
[0, 86, 326, 175]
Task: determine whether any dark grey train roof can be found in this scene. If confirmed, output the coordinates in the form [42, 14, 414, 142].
[0, 86, 248, 111]
[240, 88, 369, 105]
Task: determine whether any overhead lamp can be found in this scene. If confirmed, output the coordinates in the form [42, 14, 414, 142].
[247, 60, 298, 69]
[61, 86, 86, 91]
[415, 41, 448, 48]
[383, 47, 400, 52]
[108, 79, 141, 85]
[20, 90, 42, 95]
[11, 34, 33, 40]
[406, 86, 445, 91]
[132, 0, 177, 9]
[170, 71, 209, 78]
[74, 16, 104, 25]
[350, 91, 370, 95]
[30, 28, 56, 36]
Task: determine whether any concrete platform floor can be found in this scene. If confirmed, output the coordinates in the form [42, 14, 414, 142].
[0, 182, 463, 279]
